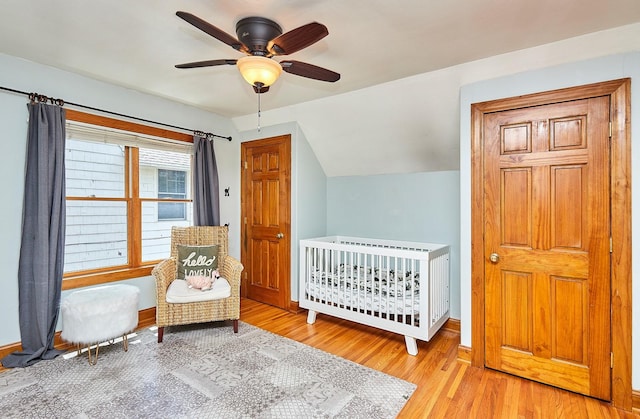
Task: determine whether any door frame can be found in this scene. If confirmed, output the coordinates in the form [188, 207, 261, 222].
[240, 134, 292, 308]
[470, 79, 631, 409]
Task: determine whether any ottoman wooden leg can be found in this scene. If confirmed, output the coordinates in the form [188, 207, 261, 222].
[233, 319, 238, 333]
[157, 327, 164, 343]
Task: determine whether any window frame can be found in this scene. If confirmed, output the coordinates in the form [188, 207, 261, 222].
[63, 109, 194, 290]
[157, 168, 188, 221]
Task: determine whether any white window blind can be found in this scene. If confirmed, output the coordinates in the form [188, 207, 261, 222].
[66, 121, 193, 154]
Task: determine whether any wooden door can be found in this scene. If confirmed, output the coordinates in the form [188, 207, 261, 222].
[483, 97, 611, 399]
[240, 135, 291, 309]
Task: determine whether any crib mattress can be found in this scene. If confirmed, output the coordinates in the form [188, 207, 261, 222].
[305, 264, 421, 315]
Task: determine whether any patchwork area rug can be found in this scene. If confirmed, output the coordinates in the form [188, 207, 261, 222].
[0, 322, 416, 418]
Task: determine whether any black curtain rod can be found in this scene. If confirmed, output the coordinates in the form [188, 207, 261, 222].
[0, 85, 232, 142]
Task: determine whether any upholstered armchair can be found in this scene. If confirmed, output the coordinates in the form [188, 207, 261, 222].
[152, 226, 243, 343]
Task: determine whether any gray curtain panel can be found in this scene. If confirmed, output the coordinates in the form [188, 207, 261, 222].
[193, 135, 220, 226]
[1, 103, 66, 368]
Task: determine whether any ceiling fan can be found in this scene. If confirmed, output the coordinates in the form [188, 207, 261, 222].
[174, 11, 340, 94]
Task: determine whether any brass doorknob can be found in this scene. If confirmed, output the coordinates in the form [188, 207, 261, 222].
[276, 233, 284, 239]
[490, 253, 500, 263]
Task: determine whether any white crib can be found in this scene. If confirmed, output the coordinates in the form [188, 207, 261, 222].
[299, 236, 450, 355]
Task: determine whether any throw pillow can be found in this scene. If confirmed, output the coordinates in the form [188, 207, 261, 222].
[177, 245, 219, 279]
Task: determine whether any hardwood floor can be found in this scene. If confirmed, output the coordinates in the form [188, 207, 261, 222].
[240, 298, 638, 418]
[1, 299, 636, 417]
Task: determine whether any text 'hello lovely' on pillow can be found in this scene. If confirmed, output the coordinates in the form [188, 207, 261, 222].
[177, 244, 219, 279]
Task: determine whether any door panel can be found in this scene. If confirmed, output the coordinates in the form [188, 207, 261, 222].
[501, 168, 531, 246]
[501, 271, 532, 352]
[552, 276, 588, 364]
[241, 135, 291, 309]
[484, 97, 611, 400]
[551, 165, 586, 249]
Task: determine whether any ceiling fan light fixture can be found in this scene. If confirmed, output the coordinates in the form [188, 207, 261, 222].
[237, 55, 282, 88]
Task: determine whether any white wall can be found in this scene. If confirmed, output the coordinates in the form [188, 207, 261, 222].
[0, 53, 238, 346]
[327, 171, 461, 319]
[459, 51, 640, 388]
[294, 126, 328, 300]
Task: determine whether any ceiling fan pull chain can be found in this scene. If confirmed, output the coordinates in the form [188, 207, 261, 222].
[257, 88, 261, 132]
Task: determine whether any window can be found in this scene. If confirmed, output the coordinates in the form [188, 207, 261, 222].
[63, 110, 194, 288]
[158, 169, 187, 220]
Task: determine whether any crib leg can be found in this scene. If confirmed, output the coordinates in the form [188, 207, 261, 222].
[404, 336, 418, 356]
[307, 310, 317, 324]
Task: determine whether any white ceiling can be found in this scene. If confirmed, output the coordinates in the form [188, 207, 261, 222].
[2, 0, 640, 176]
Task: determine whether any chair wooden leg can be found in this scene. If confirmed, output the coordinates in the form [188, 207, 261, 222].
[233, 319, 238, 333]
[157, 326, 164, 343]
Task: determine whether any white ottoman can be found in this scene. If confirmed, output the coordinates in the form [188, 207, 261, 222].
[61, 284, 140, 365]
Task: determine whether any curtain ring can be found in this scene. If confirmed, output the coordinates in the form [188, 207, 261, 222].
[27, 93, 64, 106]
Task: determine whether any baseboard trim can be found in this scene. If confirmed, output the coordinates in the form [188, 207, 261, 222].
[1, 307, 157, 370]
[288, 301, 302, 314]
[633, 389, 640, 413]
[443, 318, 460, 333]
[138, 307, 156, 329]
[458, 344, 472, 364]
[0, 340, 22, 362]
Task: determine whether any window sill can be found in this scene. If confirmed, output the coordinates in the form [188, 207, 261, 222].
[62, 266, 155, 290]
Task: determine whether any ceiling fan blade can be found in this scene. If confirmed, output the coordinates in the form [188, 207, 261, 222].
[175, 59, 237, 69]
[176, 11, 248, 53]
[268, 22, 328, 56]
[280, 60, 340, 82]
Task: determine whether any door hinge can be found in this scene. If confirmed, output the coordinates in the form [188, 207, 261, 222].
[244, 217, 247, 224]
[609, 121, 612, 138]
[244, 161, 248, 169]
[611, 352, 614, 369]
[610, 237, 613, 253]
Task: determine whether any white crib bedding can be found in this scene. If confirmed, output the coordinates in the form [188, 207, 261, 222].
[305, 264, 421, 315]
